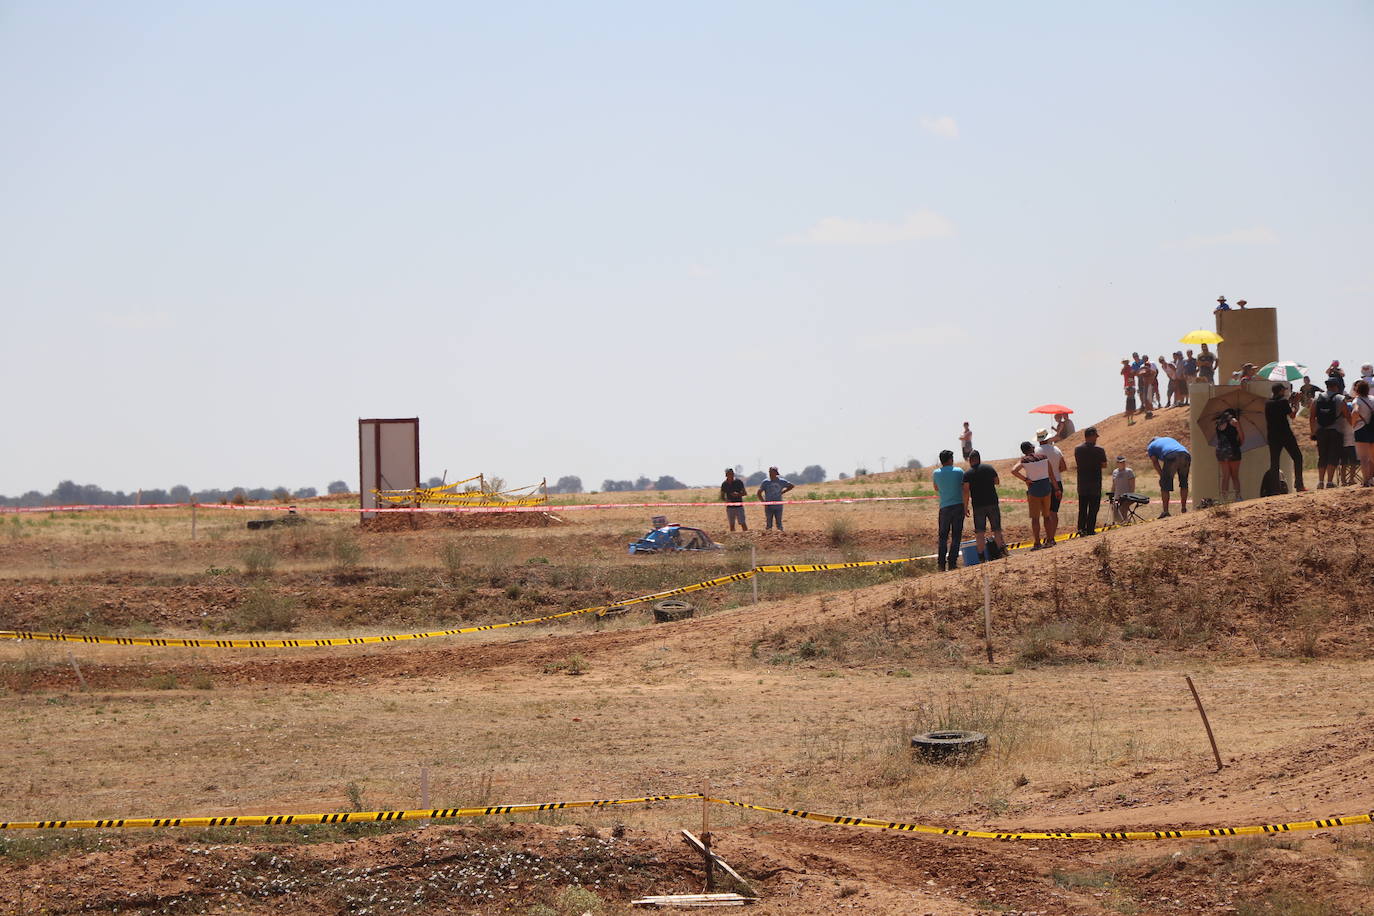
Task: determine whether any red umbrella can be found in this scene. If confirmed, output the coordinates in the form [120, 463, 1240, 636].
[1029, 404, 1073, 415]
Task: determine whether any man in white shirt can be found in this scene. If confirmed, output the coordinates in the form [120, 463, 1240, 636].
[1034, 428, 1067, 545]
[1111, 456, 1136, 522]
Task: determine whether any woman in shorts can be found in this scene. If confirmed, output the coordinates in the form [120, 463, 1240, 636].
[1351, 379, 1374, 486]
[1214, 408, 1244, 501]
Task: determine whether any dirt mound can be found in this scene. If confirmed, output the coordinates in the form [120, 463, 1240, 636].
[361, 511, 562, 532]
[751, 485, 1372, 666]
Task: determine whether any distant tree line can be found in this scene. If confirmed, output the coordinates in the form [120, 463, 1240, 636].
[0, 480, 339, 508]
[591, 465, 827, 492]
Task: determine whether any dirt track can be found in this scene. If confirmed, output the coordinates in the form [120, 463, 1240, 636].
[3, 443, 1373, 914]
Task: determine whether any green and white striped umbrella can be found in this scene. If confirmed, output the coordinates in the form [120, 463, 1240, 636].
[1256, 360, 1309, 383]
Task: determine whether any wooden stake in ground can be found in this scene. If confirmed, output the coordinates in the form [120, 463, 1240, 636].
[701, 782, 714, 893]
[1185, 675, 1224, 772]
[191, 502, 197, 541]
[982, 560, 994, 663]
[66, 649, 87, 690]
[750, 546, 757, 605]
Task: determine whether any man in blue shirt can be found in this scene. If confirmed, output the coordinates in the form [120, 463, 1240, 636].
[756, 467, 795, 531]
[932, 449, 968, 571]
[1146, 437, 1191, 517]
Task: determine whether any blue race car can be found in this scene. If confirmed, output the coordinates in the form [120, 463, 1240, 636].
[628, 524, 722, 555]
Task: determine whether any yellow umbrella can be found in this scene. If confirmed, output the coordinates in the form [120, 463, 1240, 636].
[1180, 329, 1224, 345]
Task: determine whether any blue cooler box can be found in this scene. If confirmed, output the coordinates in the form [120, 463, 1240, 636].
[960, 541, 981, 566]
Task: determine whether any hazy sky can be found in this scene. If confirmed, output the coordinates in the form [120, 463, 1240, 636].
[3, 2, 1371, 495]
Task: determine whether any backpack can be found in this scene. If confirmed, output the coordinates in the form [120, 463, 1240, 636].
[1260, 468, 1289, 497]
[1314, 393, 1341, 429]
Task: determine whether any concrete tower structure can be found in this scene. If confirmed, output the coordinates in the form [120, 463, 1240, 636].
[1188, 308, 1288, 504]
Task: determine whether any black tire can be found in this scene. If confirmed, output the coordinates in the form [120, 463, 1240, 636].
[910, 730, 988, 764]
[652, 599, 694, 623]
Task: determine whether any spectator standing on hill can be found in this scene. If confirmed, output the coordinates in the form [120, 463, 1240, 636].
[1182, 350, 1198, 394]
[1124, 372, 1138, 425]
[1328, 360, 1346, 383]
[719, 468, 748, 532]
[959, 422, 973, 460]
[1265, 383, 1306, 493]
[1215, 295, 1231, 312]
[1361, 365, 1373, 389]
[1011, 441, 1055, 550]
[1215, 408, 1245, 502]
[1111, 456, 1137, 523]
[932, 450, 967, 572]
[756, 467, 794, 531]
[1035, 429, 1067, 545]
[963, 450, 1006, 560]
[1074, 427, 1108, 535]
[1311, 378, 1351, 489]
[1351, 379, 1374, 487]
[1173, 351, 1190, 406]
[1147, 436, 1191, 517]
[1139, 358, 1158, 416]
[1299, 376, 1320, 410]
[1159, 355, 1177, 408]
[1197, 344, 1217, 384]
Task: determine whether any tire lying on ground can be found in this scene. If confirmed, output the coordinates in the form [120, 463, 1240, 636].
[910, 730, 988, 764]
[652, 599, 695, 623]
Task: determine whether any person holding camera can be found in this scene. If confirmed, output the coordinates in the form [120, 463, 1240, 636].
[1214, 408, 1245, 501]
[1265, 383, 1306, 492]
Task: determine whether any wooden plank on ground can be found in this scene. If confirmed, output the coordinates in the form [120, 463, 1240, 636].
[630, 892, 754, 907]
[680, 830, 757, 897]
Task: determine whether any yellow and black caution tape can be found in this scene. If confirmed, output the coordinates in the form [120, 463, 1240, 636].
[3, 793, 1368, 841]
[0, 572, 756, 649]
[0, 524, 1117, 650]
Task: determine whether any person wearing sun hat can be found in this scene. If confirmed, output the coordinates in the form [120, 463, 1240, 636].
[1214, 295, 1231, 312]
[1034, 428, 1066, 544]
[1110, 456, 1136, 523]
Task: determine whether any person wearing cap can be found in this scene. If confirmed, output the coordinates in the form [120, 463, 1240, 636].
[1034, 429, 1067, 544]
[1147, 436, 1191, 517]
[756, 467, 794, 531]
[1327, 360, 1345, 382]
[932, 449, 967, 572]
[1214, 295, 1231, 312]
[1360, 364, 1373, 389]
[1265, 383, 1306, 493]
[1310, 377, 1351, 489]
[1074, 427, 1108, 535]
[1110, 456, 1136, 523]
[1011, 441, 1054, 550]
[719, 468, 748, 532]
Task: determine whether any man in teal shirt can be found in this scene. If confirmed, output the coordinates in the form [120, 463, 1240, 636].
[932, 449, 968, 571]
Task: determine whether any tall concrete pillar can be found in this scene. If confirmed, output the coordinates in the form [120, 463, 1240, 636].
[1189, 379, 1283, 505]
[1190, 307, 1288, 504]
[1215, 308, 1278, 382]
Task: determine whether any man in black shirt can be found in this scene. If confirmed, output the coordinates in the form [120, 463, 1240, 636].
[1265, 384, 1306, 492]
[720, 468, 748, 531]
[962, 450, 1005, 560]
[1074, 427, 1108, 535]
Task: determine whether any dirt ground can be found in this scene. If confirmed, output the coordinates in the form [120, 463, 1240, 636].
[3, 412, 1373, 915]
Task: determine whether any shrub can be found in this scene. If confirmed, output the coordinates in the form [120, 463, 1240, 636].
[228, 585, 298, 632]
[241, 544, 278, 577]
[330, 532, 363, 571]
